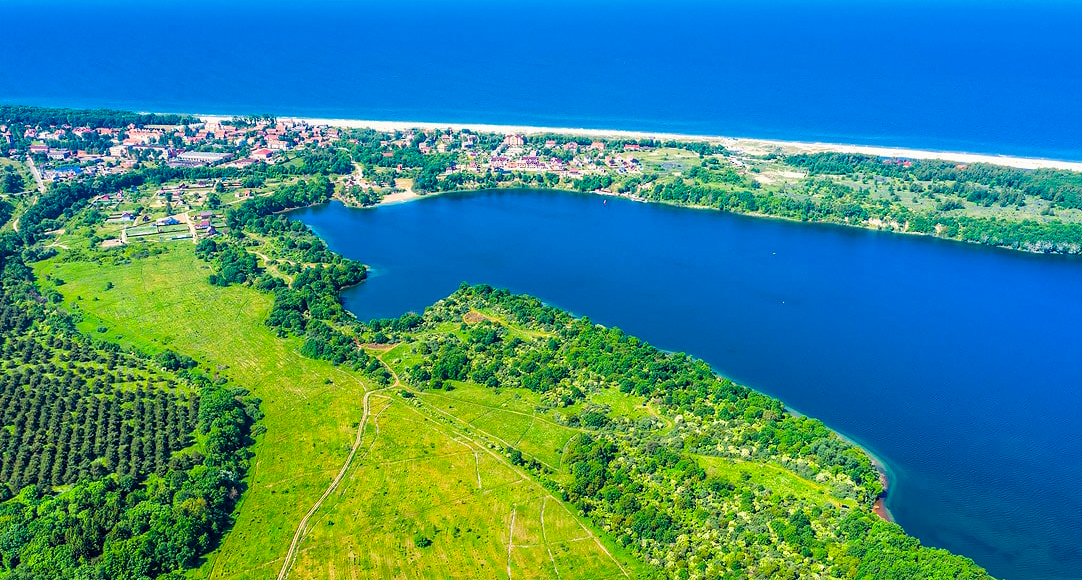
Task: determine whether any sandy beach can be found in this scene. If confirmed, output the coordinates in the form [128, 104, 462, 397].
[199, 114, 1082, 172]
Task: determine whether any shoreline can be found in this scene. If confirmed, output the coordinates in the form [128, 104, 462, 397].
[194, 113, 1082, 172]
[359, 186, 1081, 260]
[781, 403, 895, 523]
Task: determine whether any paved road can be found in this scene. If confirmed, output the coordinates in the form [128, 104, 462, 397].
[26, 155, 46, 193]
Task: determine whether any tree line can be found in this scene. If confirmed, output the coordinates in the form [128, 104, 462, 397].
[0, 105, 197, 131]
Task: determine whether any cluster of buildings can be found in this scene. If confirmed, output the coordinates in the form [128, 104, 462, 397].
[372, 129, 645, 181]
[5, 114, 662, 196]
[3, 117, 345, 183]
[471, 134, 642, 178]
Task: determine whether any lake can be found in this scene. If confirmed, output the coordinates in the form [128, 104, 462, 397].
[291, 190, 1082, 580]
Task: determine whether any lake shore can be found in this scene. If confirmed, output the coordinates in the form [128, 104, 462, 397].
[197, 114, 1082, 171]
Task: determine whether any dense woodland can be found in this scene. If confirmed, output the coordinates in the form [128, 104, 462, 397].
[0, 168, 25, 195]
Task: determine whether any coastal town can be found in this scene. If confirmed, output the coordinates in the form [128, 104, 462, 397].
[3, 107, 1082, 258]
[0, 113, 678, 248]
[0, 114, 659, 191]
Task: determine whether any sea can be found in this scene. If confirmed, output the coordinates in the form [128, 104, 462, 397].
[3, 0, 1082, 160]
[4, 1, 1082, 579]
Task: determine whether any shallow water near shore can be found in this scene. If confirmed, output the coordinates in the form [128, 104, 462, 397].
[291, 190, 1082, 580]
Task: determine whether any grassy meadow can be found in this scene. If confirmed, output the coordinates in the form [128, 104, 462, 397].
[35, 246, 642, 579]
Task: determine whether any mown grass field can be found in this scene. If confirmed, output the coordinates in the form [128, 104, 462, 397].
[37, 247, 373, 579]
[290, 394, 632, 580]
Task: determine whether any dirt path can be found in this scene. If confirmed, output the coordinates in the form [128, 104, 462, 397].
[10, 194, 39, 234]
[370, 350, 630, 579]
[506, 505, 517, 579]
[182, 213, 198, 243]
[276, 382, 390, 580]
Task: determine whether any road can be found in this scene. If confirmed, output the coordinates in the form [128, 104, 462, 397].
[26, 155, 46, 193]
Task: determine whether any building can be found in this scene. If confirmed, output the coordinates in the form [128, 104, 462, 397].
[173, 151, 233, 167]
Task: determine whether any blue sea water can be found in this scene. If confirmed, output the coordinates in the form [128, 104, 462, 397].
[2, 0, 1082, 160]
[292, 192, 1082, 580]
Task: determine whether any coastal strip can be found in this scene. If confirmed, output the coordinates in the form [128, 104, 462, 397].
[194, 114, 1082, 172]
[779, 405, 895, 523]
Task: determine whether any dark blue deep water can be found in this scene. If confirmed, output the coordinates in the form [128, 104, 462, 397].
[292, 192, 1082, 580]
[2, 0, 1082, 160]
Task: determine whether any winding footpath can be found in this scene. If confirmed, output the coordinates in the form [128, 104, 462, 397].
[275, 381, 390, 580]
[9, 156, 46, 234]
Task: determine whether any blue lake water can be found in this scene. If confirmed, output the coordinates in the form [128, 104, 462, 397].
[2, 0, 1082, 160]
[292, 191, 1082, 580]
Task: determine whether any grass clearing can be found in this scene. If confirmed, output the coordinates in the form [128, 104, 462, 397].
[696, 454, 857, 510]
[415, 383, 579, 469]
[37, 246, 374, 579]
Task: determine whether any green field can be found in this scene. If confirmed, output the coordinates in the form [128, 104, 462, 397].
[37, 246, 645, 579]
[695, 454, 858, 510]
